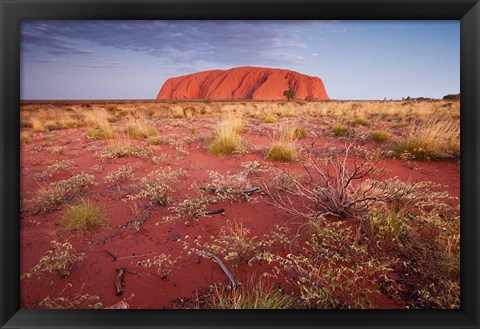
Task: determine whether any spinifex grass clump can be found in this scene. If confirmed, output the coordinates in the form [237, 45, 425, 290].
[266, 125, 298, 162]
[125, 118, 158, 138]
[85, 109, 117, 139]
[351, 117, 371, 126]
[208, 116, 244, 155]
[61, 198, 108, 232]
[331, 124, 350, 137]
[293, 126, 308, 139]
[370, 130, 389, 143]
[393, 117, 459, 160]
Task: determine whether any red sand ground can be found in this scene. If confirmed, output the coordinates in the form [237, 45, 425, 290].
[19, 108, 459, 309]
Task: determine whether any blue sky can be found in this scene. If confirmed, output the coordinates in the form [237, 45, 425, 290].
[20, 20, 459, 100]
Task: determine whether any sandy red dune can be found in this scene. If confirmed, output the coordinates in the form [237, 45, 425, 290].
[157, 66, 329, 100]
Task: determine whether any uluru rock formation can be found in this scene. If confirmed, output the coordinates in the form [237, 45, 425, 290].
[157, 66, 329, 100]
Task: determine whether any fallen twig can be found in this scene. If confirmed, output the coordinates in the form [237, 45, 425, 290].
[104, 250, 117, 261]
[205, 252, 238, 290]
[199, 208, 225, 217]
[116, 252, 157, 261]
[199, 186, 264, 195]
[115, 267, 126, 295]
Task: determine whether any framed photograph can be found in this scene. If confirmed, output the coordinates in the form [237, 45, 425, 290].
[1, 0, 479, 328]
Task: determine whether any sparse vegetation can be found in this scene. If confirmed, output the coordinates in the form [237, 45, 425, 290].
[128, 168, 186, 206]
[20, 99, 460, 310]
[186, 220, 272, 267]
[96, 142, 146, 160]
[40, 293, 103, 309]
[206, 279, 293, 309]
[22, 240, 86, 279]
[137, 254, 176, 280]
[163, 192, 214, 225]
[104, 165, 135, 184]
[29, 173, 96, 213]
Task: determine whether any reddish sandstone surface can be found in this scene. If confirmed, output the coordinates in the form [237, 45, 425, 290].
[157, 66, 329, 100]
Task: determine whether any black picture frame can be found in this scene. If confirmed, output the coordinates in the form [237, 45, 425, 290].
[1, 0, 479, 328]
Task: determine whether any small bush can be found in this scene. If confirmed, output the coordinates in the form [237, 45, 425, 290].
[370, 130, 389, 143]
[163, 193, 213, 225]
[186, 220, 272, 268]
[61, 199, 108, 232]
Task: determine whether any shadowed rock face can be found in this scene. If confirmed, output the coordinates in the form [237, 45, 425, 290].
[156, 66, 329, 100]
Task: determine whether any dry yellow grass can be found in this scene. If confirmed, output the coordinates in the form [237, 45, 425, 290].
[266, 125, 298, 162]
[61, 198, 108, 232]
[393, 117, 460, 159]
[125, 117, 158, 138]
[84, 109, 117, 139]
[208, 116, 244, 155]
